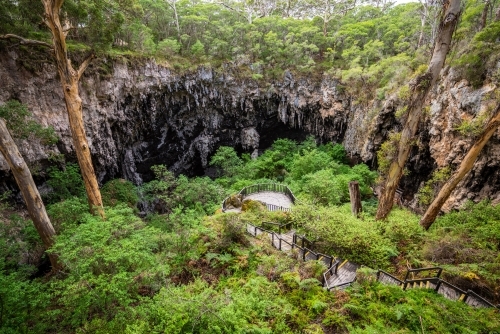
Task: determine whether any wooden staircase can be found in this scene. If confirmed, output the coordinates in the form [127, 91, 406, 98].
[246, 222, 499, 309]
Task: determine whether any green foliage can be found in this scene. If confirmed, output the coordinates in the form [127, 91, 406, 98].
[127, 277, 294, 333]
[48, 205, 167, 329]
[2, 176, 500, 333]
[101, 178, 139, 208]
[289, 149, 332, 180]
[453, 20, 500, 87]
[244, 139, 298, 181]
[0, 270, 49, 333]
[0, 212, 41, 274]
[397, 85, 411, 101]
[454, 110, 490, 136]
[0, 100, 58, 145]
[156, 38, 181, 57]
[143, 165, 225, 215]
[47, 196, 89, 232]
[344, 281, 500, 333]
[190, 39, 205, 59]
[292, 203, 398, 268]
[377, 131, 401, 175]
[0, 190, 11, 211]
[210, 146, 243, 177]
[46, 163, 86, 203]
[322, 143, 348, 163]
[417, 167, 452, 206]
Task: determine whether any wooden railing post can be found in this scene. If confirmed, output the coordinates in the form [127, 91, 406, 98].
[435, 280, 442, 292]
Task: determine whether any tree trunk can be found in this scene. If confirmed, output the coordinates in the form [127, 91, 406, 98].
[420, 104, 500, 229]
[348, 181, 362, 217]
[417, 0, 429, 48]
[41, 0, 104, 218]
[376, 0, 461, 220]
[480, 0, 491, 30]
[167, 0, 180, 38]
[0, 119, 60, 271]
[496, 5, 500, 21]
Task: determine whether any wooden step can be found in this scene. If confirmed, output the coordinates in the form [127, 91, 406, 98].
[326, 260, 359, 289]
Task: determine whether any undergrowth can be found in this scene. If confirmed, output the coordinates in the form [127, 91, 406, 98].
[1, 138, 500, 333]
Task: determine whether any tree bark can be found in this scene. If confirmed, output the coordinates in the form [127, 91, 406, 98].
[376, 0, 461, 220]
[420, 104, 500, 229]
[0, 119, 60, 270]
[348, 181, 362, 217]
[496, 5, 500, 21]
[480, 0, 491, 30]
[41, 0, 104, 218]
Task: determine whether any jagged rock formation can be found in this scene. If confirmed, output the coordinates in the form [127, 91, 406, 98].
[0, 49, 499, 211]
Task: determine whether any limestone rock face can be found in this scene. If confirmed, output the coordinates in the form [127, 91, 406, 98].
[0, 52, 499, 211]
[241, 127, 260, 150]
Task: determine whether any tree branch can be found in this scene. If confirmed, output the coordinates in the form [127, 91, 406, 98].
[54, 0, 64, 11]
[77, 52, 95, 80]
[216, 2, 248, 21]
[0, 34, 53, 49]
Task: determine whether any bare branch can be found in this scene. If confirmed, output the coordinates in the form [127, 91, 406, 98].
[77, 52, 95, 80]
[0, 34, 53, 49]
[216, 2, 248, 21]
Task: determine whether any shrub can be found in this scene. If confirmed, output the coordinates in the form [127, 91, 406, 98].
[48, 205, 167, 329]
[47, 196, 89, 232]
[46, 163, 85, 203]
[289, 149, 333, 180]
[209, 146, 243, 177]
[0, 100, 58, 145]
[101, 179, 139, 208]
[292, 203, 397, 268]
[156, 38, 181, 57]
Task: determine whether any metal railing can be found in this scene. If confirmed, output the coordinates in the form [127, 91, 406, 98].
[222, 183, 297, 212]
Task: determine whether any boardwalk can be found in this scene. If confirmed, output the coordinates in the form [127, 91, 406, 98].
[245, 191, 293, 209]
[222, 183, 295, 213]
[237, 185, 498, 309]
[326, 260, 359, 290]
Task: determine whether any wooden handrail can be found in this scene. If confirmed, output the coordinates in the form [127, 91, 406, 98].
[245, 222, 498, 308]
[404, 266, 443, 281]
[377, 270, 404, 284]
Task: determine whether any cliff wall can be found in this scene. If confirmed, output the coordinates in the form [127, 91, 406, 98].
[1, 50, 498, 210]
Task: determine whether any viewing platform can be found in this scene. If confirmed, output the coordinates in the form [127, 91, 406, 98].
[222, 183, 296, 213]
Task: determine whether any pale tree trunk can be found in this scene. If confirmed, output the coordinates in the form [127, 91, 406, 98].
[166, 0, 180, 38]
[417, 0, 429, 48]
[322, 0, 331, 36]
[376, 0, 461, 220]
[496, 5, 500, 20]
[480, 0, 491, 30]
[41, 0, 104, 218]
[420, 104, 500, 229]
[0, 119, 60, 271]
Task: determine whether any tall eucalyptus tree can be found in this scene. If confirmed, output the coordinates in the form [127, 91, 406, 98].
[376, 0, 462, 220]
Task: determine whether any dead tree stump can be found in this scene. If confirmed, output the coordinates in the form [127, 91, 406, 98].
[349, 181, 362, 217]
